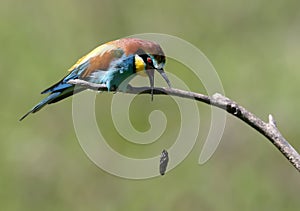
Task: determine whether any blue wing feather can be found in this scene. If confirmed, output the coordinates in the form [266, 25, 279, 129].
[41, 60, 90, 94]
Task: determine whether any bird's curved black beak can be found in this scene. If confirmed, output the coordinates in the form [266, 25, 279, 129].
[146, 68, 171, 101]
[157, 68, 171, 88]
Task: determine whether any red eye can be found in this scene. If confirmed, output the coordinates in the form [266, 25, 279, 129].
[147, 57, 152, 64]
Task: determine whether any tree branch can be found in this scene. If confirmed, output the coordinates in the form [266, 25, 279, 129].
[68, 79, 300, 172]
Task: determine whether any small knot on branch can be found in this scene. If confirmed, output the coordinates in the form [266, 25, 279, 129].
[211, 93, 241, 116]
[227, 103, 241, 116]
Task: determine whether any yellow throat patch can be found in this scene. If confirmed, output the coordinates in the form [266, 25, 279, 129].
[134, 55, 147, 76]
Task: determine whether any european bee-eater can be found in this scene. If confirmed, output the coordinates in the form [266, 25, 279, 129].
[20, 38, 171, 121]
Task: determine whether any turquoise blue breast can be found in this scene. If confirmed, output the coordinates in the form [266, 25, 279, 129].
[87, 55, 136, 91]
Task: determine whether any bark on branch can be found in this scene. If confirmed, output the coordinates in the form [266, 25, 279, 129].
[68, 79, 300, 172]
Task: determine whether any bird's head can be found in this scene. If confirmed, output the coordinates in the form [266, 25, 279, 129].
[134, 50, 171, 100]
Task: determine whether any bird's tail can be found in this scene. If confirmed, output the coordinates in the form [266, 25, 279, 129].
[19, 82, 84, 121]
[19, 92, 62, 121]
[19, 67, 88, 121]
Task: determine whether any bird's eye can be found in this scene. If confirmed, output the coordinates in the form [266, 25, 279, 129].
[147, 57, 152, 64]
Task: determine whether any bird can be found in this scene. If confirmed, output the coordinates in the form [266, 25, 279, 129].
[20, 38, 171, 121]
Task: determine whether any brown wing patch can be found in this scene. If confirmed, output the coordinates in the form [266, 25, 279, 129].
[75, 47, 124, 78]
[81, 51, 115, 78]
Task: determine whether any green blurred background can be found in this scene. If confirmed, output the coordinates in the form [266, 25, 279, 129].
[1, 0, 300, 210]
